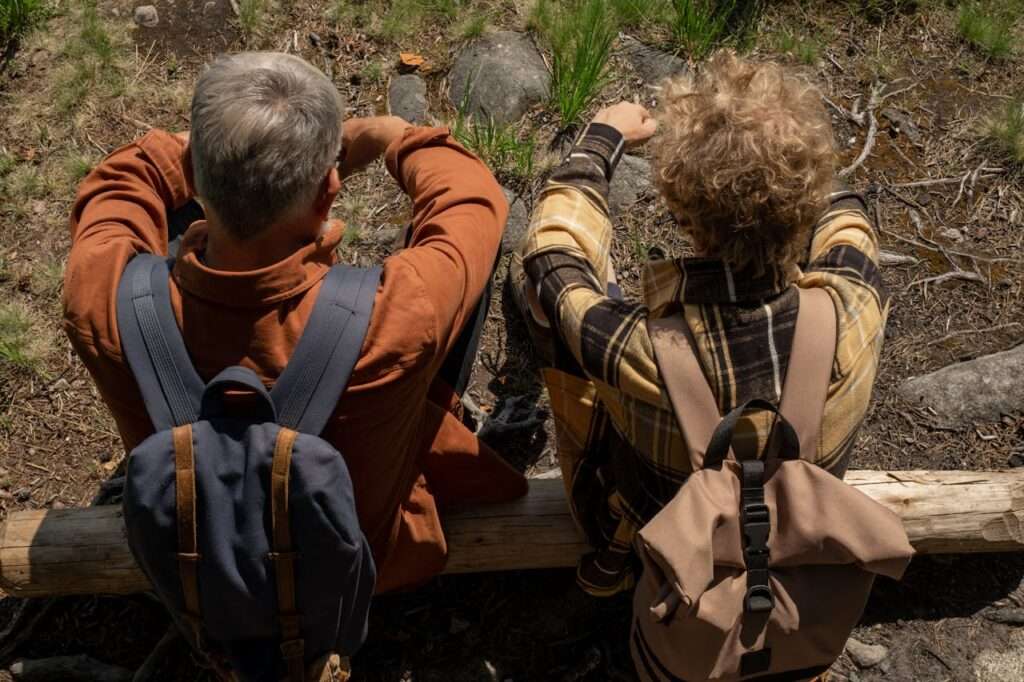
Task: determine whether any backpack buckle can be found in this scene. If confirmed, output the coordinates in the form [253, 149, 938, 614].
[744, 584, 775, 614]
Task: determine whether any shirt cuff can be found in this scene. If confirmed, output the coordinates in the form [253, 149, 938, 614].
[572, 122, 626, 181]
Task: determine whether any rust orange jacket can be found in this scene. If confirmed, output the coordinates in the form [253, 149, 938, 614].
[63, 127, 527, 592]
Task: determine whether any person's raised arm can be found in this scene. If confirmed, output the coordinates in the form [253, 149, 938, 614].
[375, 121, 509, 360]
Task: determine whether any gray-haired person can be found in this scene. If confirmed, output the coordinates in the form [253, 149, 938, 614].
[63, 51, 527, 679]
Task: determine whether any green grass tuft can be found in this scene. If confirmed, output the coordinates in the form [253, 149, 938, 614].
[452, 87, 536, 183]
[984, 98, 1024, 166]
[775, 30, 820, 66]
[669, 0, 765, 59]
[535, 0, 617, 129]
[238, 0, 266, 40]
[456, 11, 489, 40]
[957, 1, 1022, 60]
[0, 302, 42, 369]
[0, 0, 45, 67]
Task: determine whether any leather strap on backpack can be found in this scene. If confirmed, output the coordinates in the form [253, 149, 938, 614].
[270, 427, 304, 682]
[776, 288, 837, 460]
[172, 424, 202, 636]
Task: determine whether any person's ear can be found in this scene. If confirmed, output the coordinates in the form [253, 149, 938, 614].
[314, 167, 342, 220]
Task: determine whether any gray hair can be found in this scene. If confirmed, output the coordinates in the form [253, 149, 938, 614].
[190, 52, 344, 239]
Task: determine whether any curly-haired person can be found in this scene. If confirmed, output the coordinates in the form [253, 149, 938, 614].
[511, 51, 886, 597]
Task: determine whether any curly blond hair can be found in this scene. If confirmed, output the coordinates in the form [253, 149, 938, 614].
[654, 51, 835, 275]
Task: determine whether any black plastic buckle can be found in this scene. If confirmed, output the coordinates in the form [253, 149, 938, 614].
[744, 584, 775, 613]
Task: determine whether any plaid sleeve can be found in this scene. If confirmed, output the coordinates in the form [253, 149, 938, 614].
[520, 126, 661, 400]
[799, 188, 888, 469]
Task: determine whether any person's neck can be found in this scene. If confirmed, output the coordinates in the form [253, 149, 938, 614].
[203, 215, 325, 272]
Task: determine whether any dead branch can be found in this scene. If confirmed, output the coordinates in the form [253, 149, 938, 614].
[838, 81, 919, 178]
[891, 170, 1006, 189]
[925, 322, 1022, 346]
[905, 270, 985, 290]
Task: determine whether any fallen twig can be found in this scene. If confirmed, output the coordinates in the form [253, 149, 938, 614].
[838, 81, 920, 178]
[925, 322, 1022, 346]
[905, 270, 985, 290]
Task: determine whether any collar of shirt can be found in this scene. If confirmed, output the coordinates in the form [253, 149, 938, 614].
[641, 256, 802, 316]
[172, 219, 343, 308]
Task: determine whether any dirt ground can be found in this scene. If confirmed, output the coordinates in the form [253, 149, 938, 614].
[1, 0, 1023, 680]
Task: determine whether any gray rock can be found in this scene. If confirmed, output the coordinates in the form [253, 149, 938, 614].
[881, 108, 922, 145]
[899, 343, 1024, 425]
[983, 607, 1024, 624]
[609, 155, 654, 215]
[940, 227, 965, 242]
[449, 32, 550, 124]
[620, 34, 688, 85]
[501, 187, 529, 254]
[845, 637, 889, 668]
[389, 74, 428, 125]
[133, 5, 159, 27]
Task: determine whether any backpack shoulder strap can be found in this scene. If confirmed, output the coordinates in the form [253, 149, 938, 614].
[647, 309, 723, 470]
[271, 264, 382, 434]
[777, 287, 838, 459]
[116, 253, 204, 431]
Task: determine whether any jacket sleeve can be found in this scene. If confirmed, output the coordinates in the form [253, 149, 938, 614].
[384, 127, 507, 363]
[62, 130, 192, 448]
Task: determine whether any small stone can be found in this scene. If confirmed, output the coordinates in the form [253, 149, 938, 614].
[133, 5, 159, 28]
[1009, 453, 1024, 468]
[388, 74, 428, 126]
[845, 637, 889, 668]
[881, 108, 922, 145]
[98, 451, 114, 463]
[449, 32, 550, 125]
[940, 227, 964, 242]
[14, 488, 31, 503]
[51, 500, 66, 510]
[501, 187, 529, 254]
[608, 155, 653, 216]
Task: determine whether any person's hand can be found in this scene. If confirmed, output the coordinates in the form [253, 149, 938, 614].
[592, 102, 657, 147]
[339, 116, 412, 179]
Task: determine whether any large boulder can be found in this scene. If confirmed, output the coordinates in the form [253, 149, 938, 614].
[620, 34, 688, 86]
[448, 32, 550, 124]
[609, 155, 654, 216]
[898, 343, 1024, 425]
[388, 74, 428, 125]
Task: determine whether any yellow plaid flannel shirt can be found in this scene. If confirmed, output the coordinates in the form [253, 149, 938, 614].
[513, 123, 888, 595]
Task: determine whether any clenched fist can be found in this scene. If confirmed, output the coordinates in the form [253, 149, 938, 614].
[592, 102, 658, 147]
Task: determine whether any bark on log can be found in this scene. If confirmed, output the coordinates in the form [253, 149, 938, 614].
[10, 655, 133, 682]
[1, 470, 1022, 598]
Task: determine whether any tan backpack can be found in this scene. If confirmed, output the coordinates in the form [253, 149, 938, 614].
[634, 287, 915, 682]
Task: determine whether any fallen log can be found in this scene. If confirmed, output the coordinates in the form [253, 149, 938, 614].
[1, 470, 1022, 598]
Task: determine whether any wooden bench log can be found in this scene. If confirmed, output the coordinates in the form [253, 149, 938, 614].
[1, 470, 1022, 598]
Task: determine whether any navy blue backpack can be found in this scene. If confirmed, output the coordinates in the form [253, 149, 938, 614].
[116, 253, 380, 681]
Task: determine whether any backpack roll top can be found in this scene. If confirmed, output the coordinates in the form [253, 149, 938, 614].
[637, 287, 914, 682]
[117, 254, 381, 682]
